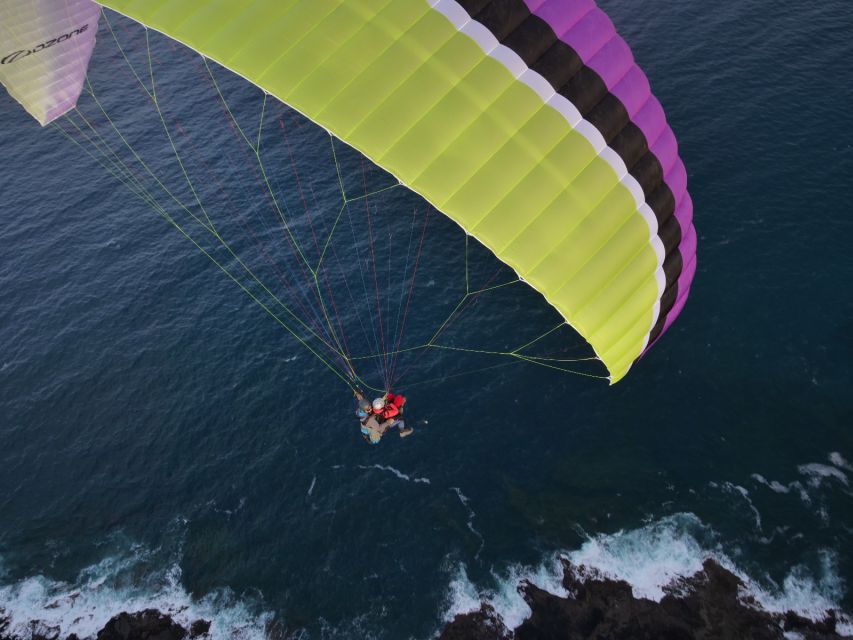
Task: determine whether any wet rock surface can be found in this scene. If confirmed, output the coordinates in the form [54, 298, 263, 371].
[3, 561, 849, 640]
[0, 609, 211, 640]
[440, 604, 511, 640]
[96, 610, 187, 640]
[439, 559, 851, 640]
[188, 620, 210, 639]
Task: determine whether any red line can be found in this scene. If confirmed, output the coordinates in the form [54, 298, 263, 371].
[102, 22, 341, 353]
[362, 158, 389, 389]
[389, 208, 429, 386]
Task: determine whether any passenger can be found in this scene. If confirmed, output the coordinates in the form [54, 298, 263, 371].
[371, 393, 405, 418]
[361, 413, 389, 444]
[372, 394, 413, 438]
[355, 393, 385, 444]
[356, 397, 371, 420]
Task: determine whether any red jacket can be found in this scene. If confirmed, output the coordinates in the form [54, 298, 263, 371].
[374, 393, 405, 420]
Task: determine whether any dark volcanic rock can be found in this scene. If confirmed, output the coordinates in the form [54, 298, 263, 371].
[28, 622, 61, 640]
[0, 609, 206, 640]
[784, 609, 842, 639]
[0, 616, 63, 640]
[188, 620, 210, 638]
[441, 604, 511, 640]
[97, 610, 187, 640]
[440, 558, 851, 640]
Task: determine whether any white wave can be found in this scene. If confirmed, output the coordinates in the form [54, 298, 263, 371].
[798, 463, 849, 488]
[443, 565, 484, 621]
[213, 497, 246, 517]
[749, 452, 852, 502]
[451, 487, 484, 559]
[752, 473, 792, 494]
[443, 555, 568, 631]
[720, 482, 762, 531]
[357, 464, 430, 484]
[565, 513, 713, 602]
[748, 551, 848, 629]
[440, 513, 851, 634]
[0, 547, 272, 640]
[308, 475, 317, 496]
[750, 474, 811, 504]
[829, 452, 853, 472]
[757, 526, 792, 546]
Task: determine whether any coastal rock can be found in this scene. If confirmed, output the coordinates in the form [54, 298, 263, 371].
[0, 617, 62, 640]
[784, 609, 842, 639]
[96, 610, 187, 640]
[440, 559, 851, 640]
[440, 604, 511, 640]
[0, 611, 208, 640]
[188, 620, 210, 638]
[27, 622, 61, 640]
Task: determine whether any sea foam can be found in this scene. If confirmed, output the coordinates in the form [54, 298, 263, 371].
[0, 546, 271, 640]
[441, 513, 851, 635]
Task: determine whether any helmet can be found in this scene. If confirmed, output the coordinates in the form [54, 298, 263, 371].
[358, 398, 371, 412]
[372, 397, 386, 411]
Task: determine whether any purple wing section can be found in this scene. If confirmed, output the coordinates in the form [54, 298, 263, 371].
[0, 0, 100, 125]
[523, 0, 696, 344]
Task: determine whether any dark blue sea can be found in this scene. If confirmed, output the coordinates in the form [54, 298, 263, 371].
[1, 2, 851, 638]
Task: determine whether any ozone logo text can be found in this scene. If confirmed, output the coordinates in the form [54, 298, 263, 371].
[1, 24, 89, 65]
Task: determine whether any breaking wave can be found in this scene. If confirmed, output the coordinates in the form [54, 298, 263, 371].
[441, 513, 852, 635]
[0, 544, 272, 640]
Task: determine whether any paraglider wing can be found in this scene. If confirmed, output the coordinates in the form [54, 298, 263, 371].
[0, 0, 100, 125]
[3, 0, 697, 383]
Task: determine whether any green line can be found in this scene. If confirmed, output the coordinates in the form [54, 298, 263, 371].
[203, 57, 254, 150]
[147, 30, 218, 234]
[513, 354, 609, 379]
[316, 201, 347, 272]
[330, 134, 347, 202]
[60, 115, 145, 195]
[255, 140, 315, 273]
[429, 343, 511, 357]
[256, 92, 267, 152]
[398, 359, 523, 390]
[427, 295, 468, 345]
[204, 56, 315, 273]
[56, 118, 357, 392]
[54, 120, 157, 212]
[80, 75, 344, 359]
[103, 11, 151, 98]
[165, 205, 358, 391]
[467, 279, 520, 297]
[344, 182, 401, 203]
[517, 354, 599, 363]
[512, 322, 566, 354]
[348, 344, 429, 361]
[464, 234, 469, 294]
[312, 269, 350, 367]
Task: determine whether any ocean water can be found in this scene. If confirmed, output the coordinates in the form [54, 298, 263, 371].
[1, 2, 852, 639]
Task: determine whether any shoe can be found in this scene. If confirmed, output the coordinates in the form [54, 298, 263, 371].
[399, 427, 414, 438]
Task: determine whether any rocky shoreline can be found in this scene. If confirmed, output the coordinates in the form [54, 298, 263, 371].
[2, 559, 849, 640]
[0, 609, 210, 640]
[440, 558, 850, 640]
